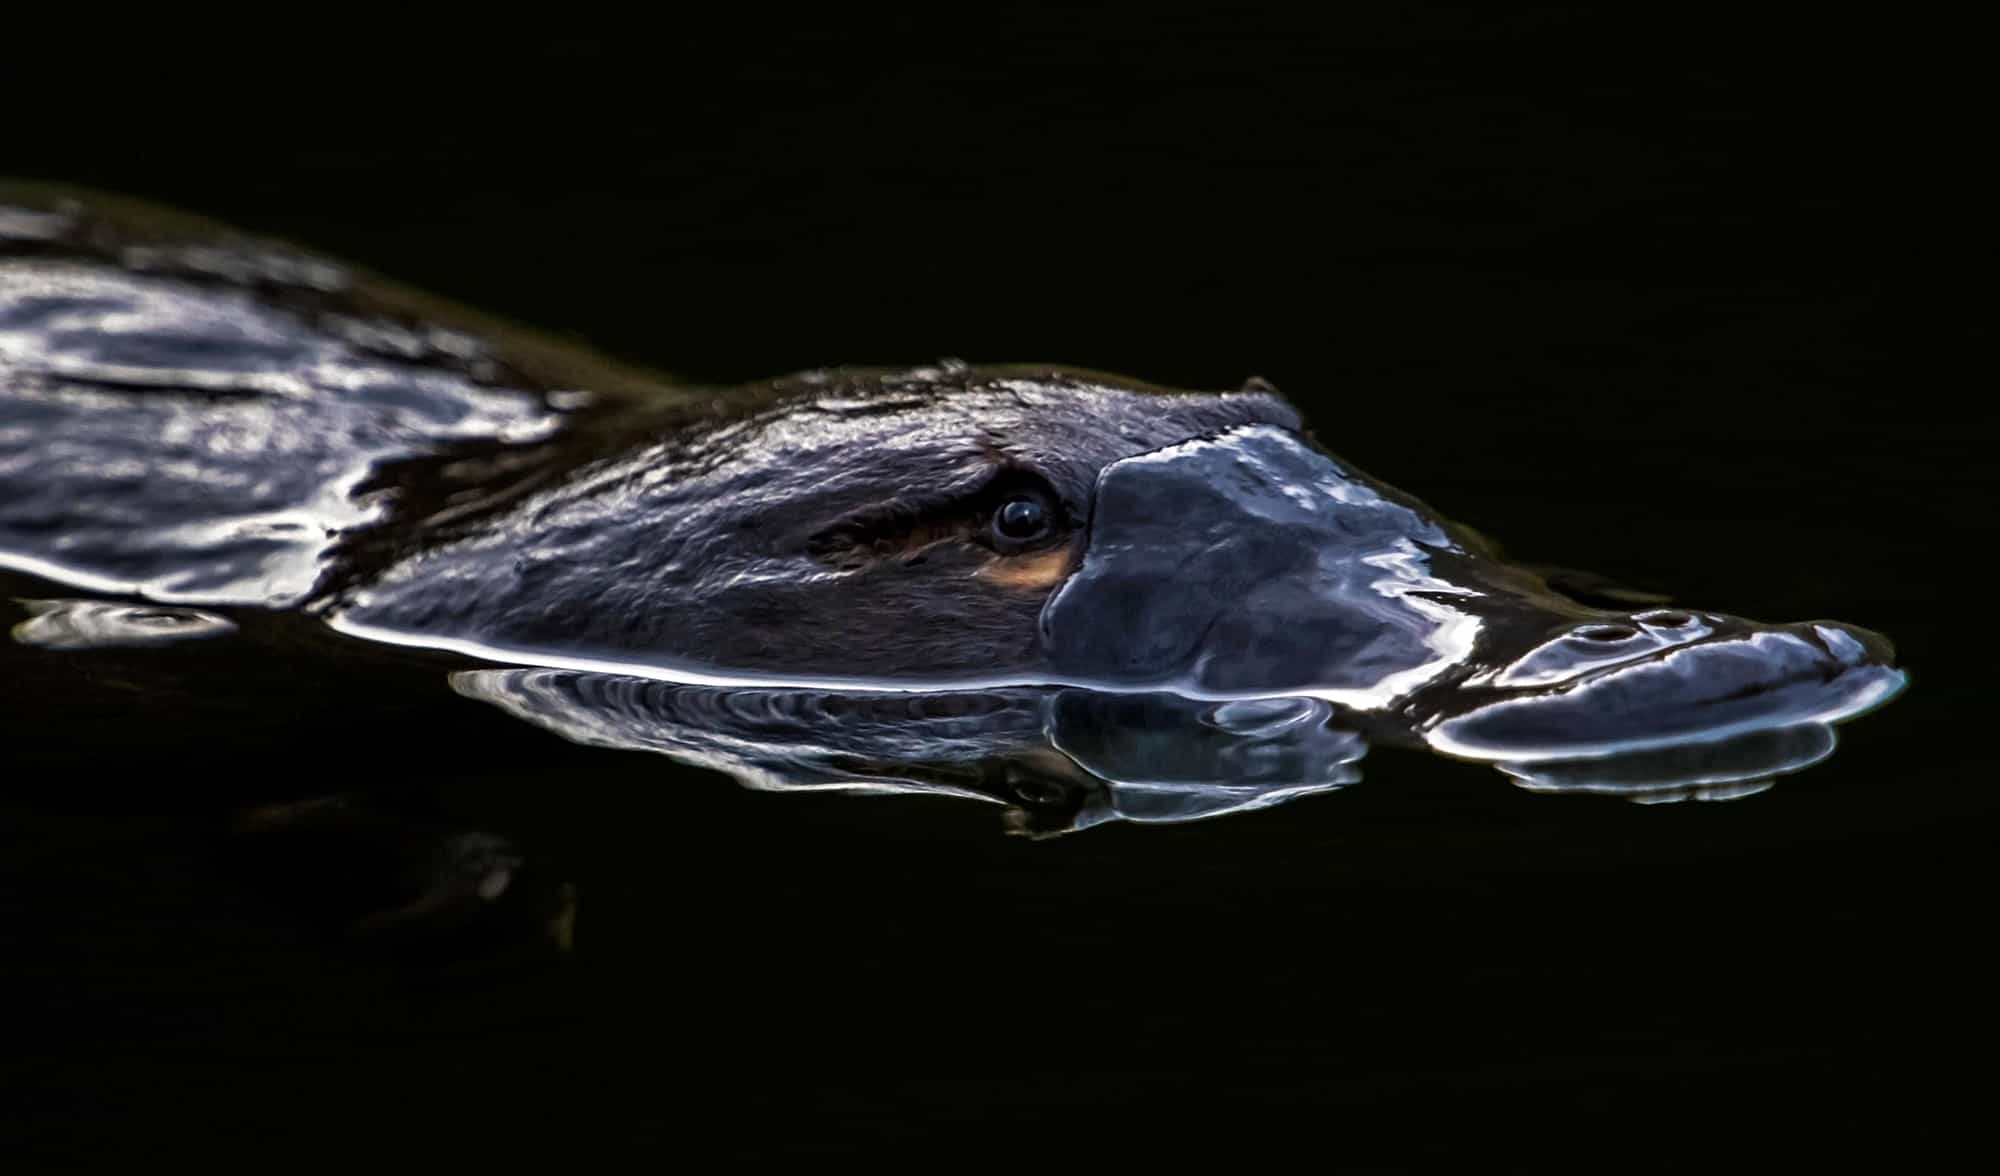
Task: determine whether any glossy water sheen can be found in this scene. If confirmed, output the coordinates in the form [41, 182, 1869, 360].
[0, 250, 557, 604]
[10, 598, 236, 650]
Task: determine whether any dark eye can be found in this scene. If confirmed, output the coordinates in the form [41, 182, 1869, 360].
[994, 492, 1052, 543]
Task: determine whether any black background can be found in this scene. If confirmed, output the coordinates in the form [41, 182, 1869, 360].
[3, 12, 1987, 1167]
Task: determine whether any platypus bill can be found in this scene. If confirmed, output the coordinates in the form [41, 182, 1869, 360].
[0, 185, 1906, 833]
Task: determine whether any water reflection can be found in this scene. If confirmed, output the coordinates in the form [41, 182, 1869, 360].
[452, 668, 1887, 833]
[10, 597, 236, 649]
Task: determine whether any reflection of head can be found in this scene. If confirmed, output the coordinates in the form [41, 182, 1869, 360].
[450, 672, 1367, 835]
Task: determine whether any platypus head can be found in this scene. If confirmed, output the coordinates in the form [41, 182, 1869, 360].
[337, 365, 1902, 757]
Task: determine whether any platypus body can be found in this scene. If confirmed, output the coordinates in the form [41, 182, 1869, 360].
[0, 186, 1904, 810]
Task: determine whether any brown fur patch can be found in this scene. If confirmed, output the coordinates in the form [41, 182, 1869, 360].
[977, 546, 1078, 591]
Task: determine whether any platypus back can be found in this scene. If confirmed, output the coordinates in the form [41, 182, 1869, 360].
[0, 185, 667, 609]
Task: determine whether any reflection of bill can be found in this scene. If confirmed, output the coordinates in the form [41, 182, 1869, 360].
[450, 668, 1895, 835]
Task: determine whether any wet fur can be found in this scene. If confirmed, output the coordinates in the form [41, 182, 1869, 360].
[341, 368, 1298, 677]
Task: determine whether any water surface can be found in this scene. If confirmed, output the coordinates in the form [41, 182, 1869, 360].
[1, 27, 1980, 1165]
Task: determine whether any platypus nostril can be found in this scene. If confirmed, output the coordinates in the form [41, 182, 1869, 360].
[1574, 623, 1639, 643]
[1635, 609, 1695, 628]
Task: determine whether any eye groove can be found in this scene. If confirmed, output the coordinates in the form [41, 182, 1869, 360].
[806, 468, 1071, 567]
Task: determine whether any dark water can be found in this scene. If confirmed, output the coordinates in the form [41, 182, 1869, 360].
[3, 21, 1985, 1165]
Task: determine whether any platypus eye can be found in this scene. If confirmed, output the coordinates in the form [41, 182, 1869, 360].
[995, 493, 1050, 541]
[985, 483, 1064, 554]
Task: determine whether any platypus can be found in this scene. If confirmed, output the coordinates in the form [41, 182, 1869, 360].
[0, 185, 1905, 817]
